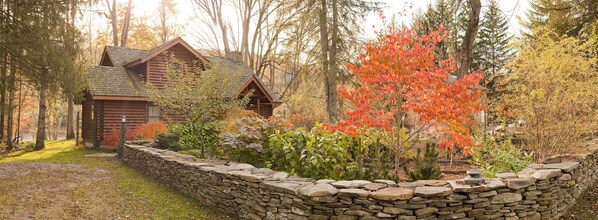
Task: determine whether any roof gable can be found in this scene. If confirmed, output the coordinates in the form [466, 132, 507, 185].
[237, 76, 276, 103]
[101, 46, 146, 67]
[99, 48, 114, 67]
[125, 38, 208, 68]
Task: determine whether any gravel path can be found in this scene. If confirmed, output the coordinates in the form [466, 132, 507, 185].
[0, 161, 122, 219]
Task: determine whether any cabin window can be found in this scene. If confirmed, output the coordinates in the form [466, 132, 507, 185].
[148, 105, 161, 122]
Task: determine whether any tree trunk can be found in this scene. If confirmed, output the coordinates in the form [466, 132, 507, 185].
[318, 0, 336, 121]
[121, 0, 133, 47]
[0, 52, 7, 140]
[6, 57, 15, 150]
[159, 0, 167, 43]
[216, 0, 230, 55]
[327, 0, 339, 122]
[66, 96, 74, 139]
[34, 69, 49, 151]
[456, 0, 481, 78]
[15, 79, 23, 144]
[106, 0, 118, 46]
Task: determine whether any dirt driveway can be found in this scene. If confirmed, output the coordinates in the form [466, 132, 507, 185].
[0, 161, 121, 219]
[0, 141, 231, 220]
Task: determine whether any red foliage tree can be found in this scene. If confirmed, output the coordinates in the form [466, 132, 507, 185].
[327, 25, 484, 152]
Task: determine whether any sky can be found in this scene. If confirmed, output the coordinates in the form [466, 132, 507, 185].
[363, 0, 530, 37]
[95, 0, 530, 48]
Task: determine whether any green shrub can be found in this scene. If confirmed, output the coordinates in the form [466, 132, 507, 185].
[171, 122, 221, 158]
[403, 142, 443, 181]
[267, 126, 395, 181]
[23, 142, 36, 150]
[155, 132, 180, 150]
[346, 129, 395, 181]
[470, 135, 533, 177]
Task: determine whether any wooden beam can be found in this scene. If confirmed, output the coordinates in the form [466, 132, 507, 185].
[257, 98, 261, 115]
[92, 95, 147, 101]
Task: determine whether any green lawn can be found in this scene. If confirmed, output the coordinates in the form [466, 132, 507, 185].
[0, 140, 232, 219]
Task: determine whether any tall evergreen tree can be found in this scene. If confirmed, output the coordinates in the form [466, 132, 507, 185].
[414, 0, 461, 61]
[524, 0, 598, 38]
[478, 0, 513, 77]
[413, 0, 482, 76]
[477, 0, 514, 124]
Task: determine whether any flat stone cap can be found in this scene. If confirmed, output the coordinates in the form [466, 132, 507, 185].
[531, 169, 562, 180]
[331, 180, 372, 189]
[298, 183, 338, 197]
[261, 181, 309, 194]
[448, 179, 506, 193]
[370, 187, 414, 201]
[544, 162, 580, 172]
[414, 186, 453, 197]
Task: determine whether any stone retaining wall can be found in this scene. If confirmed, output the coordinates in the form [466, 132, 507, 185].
[122, 144, 598, 220]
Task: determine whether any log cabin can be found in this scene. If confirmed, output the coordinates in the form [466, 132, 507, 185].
[80, 37, 281, 147]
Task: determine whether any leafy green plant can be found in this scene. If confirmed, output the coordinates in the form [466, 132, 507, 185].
[470, 135, 533, 177]
[171, 122, 221, 158]
[346, 129, 396, 181]
[155, 132, 180, 150]
[403, 143, 442, 181]
[267, 126, 349, 179]
[266, 126, 396, 181]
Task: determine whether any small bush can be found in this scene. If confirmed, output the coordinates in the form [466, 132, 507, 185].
[104, 127, 120, 147]
[403, 143, 442, 181]
[171, 122, 220, 158]
[134, 121, 168, 140]
[24, 142, 36, 150]
[104, 126, 144, 147]
[470, 135, 533, 177]
[155, 132, 180, 149]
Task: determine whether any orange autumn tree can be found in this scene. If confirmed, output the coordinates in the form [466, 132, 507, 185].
[328, 25, 484, 156]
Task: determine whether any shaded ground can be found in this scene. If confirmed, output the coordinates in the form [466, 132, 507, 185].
[0, 140, 232, 220]
[564, 180, 598, 220]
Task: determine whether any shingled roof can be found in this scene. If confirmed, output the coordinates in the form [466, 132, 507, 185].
[103, 46, 146, 66]
[206, 56, 281, 103]
[86, 66, 147, 98]
[86, 39, 280, 103]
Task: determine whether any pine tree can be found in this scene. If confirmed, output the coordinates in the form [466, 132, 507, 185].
[477, 0, 514, 124]
[414, 0, 461, 61]
[478, 0, 514, 77]
[524, 0, 598, 38]
[413, 0, 481, 72]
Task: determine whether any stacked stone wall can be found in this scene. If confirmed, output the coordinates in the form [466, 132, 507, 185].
[122, 144, 598, 220]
